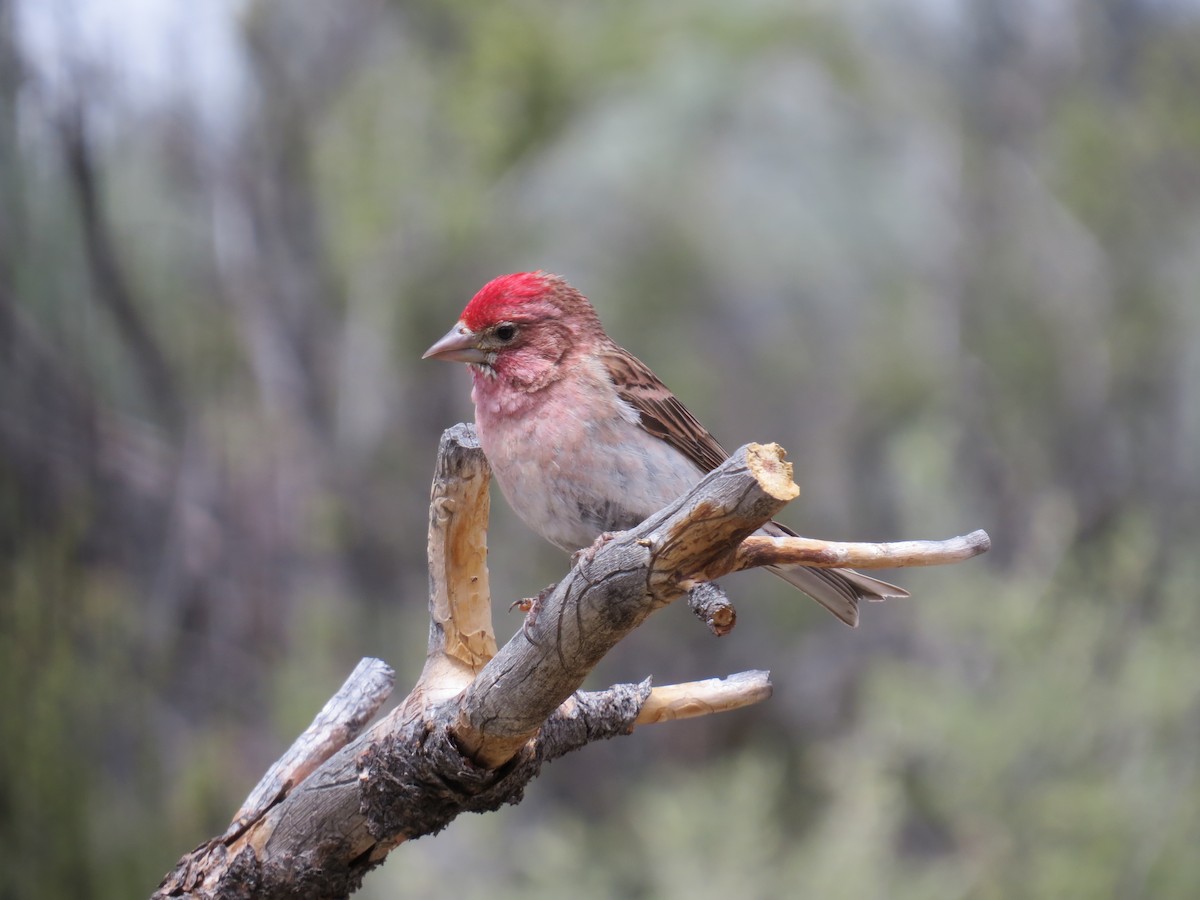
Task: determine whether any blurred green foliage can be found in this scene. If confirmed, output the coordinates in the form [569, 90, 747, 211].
[2, 0, 1199, 897]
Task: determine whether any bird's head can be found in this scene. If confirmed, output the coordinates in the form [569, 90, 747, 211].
[423, 271, 602, 389]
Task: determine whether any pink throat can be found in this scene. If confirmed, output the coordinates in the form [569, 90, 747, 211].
[469, 363, 545, 420]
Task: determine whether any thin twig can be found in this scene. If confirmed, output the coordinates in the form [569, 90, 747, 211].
[635, 671, 771, 725]
[224, 658, 394, 841]
[687, 582, 737, 636]
[734, 529, 991, 571]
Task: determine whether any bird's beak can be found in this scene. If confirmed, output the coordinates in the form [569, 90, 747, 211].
[422, 322, 487, 364]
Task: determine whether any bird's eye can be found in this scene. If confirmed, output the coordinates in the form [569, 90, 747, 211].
[494, 323, 518, 343]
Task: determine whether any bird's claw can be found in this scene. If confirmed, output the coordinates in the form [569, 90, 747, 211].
[512, 582, 557, 642]
[572, 531, 618, 568]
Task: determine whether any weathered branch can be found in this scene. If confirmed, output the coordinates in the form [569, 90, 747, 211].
[155, 425, 988, 898]
[688, 581, 737, 636]
[734, 529, 992, 572]
[450, 441, 797, 768]
[410, 422, 498, 710]
[223, 658, 395, 842]
[635, 670, 771, 724]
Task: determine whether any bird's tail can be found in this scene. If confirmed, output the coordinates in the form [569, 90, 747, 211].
[766, 563, 908, 628]
[759, 520, 908, 627]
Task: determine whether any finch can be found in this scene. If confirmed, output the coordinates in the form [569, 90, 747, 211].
[423, 271, 906, 626]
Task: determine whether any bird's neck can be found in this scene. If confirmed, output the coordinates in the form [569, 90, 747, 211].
[469, 364, 553, 420]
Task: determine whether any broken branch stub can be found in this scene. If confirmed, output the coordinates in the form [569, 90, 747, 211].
[687, 581, 737, 636]
[417, 423, 498, 707]
[646, 442, 800, 594]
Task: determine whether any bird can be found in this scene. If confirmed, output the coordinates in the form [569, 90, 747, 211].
[422, 271, 907, 626]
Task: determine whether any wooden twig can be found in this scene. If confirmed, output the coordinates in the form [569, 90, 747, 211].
[687, 582, 737, 636]
[733, 529, 992, 572]
[223, 658, 394, 842]
[636, 671, 771, 724]
[411, 423, 498, 710]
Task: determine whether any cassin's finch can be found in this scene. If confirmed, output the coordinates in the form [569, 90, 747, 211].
[423, 271, 906, 626]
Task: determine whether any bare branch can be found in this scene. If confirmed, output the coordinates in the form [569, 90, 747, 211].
[734, 529, 992, 572]
[687, 581, 737, 636]
[224, 658, 394, 842]
[412, 424, 498, 709]
[636, 671, 771, 725]
[59, 102, 185, 432]
[153, 427, 988, 898]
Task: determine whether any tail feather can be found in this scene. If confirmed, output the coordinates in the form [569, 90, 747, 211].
[759, 520, 909, 627]
[766, 564, 908, 628]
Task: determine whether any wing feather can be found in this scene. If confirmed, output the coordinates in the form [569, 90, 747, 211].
[597, 340, 908, 627]
[598, 342, 728, 473]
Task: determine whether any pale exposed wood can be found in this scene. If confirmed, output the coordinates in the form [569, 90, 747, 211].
[734, 528, 992, 572]
[744, 441, 801, 504]
[635, 671, 772, 724]
[419, 423, 497, 704]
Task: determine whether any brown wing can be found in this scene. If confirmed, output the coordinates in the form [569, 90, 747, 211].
[599, 342, 908, 628]
[599, 342, 729, 473]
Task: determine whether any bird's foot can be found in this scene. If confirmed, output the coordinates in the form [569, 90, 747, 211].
[510, 582, 557, 640]
[572, 531, 618, 568]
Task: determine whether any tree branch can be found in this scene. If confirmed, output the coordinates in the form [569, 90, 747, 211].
[687, 581, 737, 636]
[223, 658, 395, 843]
[409, 422, 498, 711]
[733, 529, 992, 572]
[635, 670, 771, 724]
[450, 441, 797, 768]
[154, 426, 988, 898]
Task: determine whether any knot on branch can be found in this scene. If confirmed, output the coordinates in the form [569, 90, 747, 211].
[359, 723, 541, 843]
[687, 582, 737, 636]
[538, 679, 653, 760]
[360, 680, 654, 842]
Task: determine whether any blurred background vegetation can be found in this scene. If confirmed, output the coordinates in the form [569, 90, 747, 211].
[3, 0, 1199, 897]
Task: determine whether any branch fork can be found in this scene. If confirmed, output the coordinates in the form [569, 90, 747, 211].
[155, 424, 989, 898]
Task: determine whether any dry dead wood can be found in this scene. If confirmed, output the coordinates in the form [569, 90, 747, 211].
[154, 423, 988, 898]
